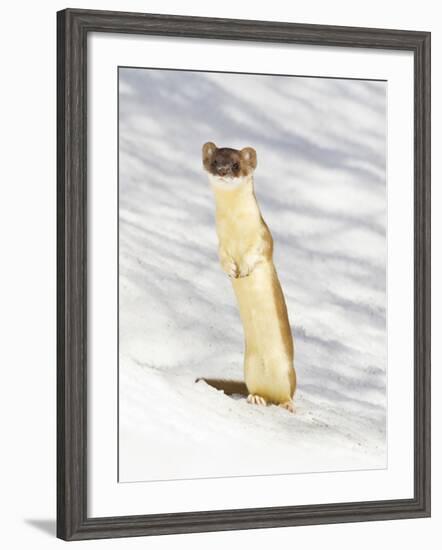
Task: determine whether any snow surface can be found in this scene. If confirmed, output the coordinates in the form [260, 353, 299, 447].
[118, 68, 387, 482]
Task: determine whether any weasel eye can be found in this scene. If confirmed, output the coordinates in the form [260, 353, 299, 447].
[213, 159, 218, 166]
[232, 162, 240, 170]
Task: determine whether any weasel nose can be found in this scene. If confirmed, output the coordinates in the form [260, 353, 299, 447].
[217, 166, 228, 176]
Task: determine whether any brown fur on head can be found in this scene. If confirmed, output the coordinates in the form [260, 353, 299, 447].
[202, 142, 257, 178]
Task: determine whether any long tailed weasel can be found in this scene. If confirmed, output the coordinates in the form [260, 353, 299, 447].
[199, 142, 296, 413]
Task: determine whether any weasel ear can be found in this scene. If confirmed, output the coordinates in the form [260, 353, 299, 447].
[202, 142, 217, 166]
[240, 147, 257, 171]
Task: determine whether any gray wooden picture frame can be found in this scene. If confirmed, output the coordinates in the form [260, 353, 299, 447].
[57, 8, 431, 541]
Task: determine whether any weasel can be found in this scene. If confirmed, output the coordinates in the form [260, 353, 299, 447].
[199, 142, 296, 412]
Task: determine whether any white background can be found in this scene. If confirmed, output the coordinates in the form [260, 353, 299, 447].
[90, 35, 411, 514]
[0, 0, 439, 548]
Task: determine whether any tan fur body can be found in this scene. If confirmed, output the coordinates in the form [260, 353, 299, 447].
[212, 177, 296, 406]
[199, 142, 296, 411]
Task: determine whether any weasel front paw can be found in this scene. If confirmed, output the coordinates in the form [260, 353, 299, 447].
[238, 264, 251, 278]
[238, 254, 261, 278]
[221, 259, 239, 278]
[247, 394, 267, 406]
[228, 262, 239, 278]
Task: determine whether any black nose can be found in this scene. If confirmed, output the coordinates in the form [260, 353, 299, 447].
[217, 166, 228, 176]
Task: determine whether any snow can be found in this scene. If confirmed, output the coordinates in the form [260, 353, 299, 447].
[118, 68, 387, 482]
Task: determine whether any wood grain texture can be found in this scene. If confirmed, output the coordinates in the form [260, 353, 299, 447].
[57, 8, 88, 541]
[56, 8, 431, 541]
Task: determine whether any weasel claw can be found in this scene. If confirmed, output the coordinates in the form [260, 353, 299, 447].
[228, 262, 239, 278]
[247, 394, 267, 406]
[279, 400, 295, 413]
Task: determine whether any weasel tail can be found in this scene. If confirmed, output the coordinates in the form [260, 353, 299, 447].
[198, 142, 296, 412]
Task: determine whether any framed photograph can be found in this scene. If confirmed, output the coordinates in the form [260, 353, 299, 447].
[57, 8, 431, 541]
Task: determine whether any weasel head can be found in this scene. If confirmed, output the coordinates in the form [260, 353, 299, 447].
[202, 142, 257, 190]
